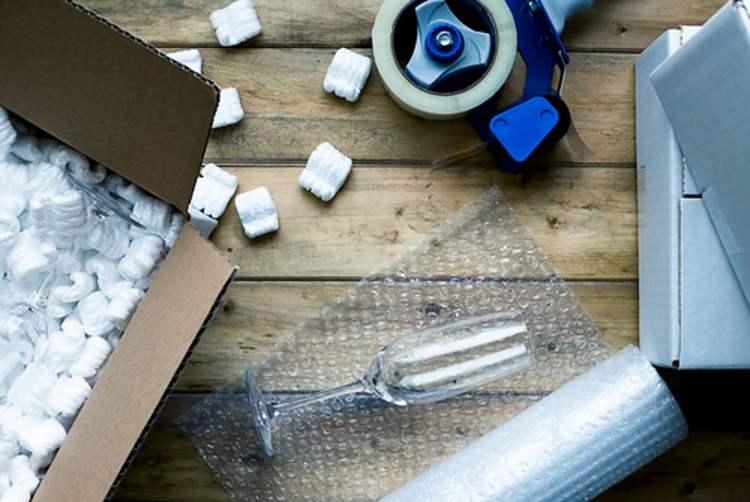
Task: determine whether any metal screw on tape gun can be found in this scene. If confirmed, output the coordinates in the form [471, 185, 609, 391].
[372, 0, 594, 171]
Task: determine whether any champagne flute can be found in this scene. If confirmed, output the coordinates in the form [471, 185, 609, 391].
[246, 311, 535, 456]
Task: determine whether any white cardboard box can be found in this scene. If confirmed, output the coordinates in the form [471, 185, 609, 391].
[636, 3, 750, 369]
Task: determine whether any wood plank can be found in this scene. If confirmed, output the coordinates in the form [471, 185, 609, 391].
[205, 166, 636, 280]
[175, 281, 637, 391]
[200, 49, 634, 165]
[113, 395, 750, 501]
[81, 0, 724, 52]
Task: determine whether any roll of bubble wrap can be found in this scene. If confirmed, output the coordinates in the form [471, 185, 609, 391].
[382, 345, 688, 502]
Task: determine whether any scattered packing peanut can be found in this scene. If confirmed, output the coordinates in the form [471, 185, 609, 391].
[212, 88, 244, 129]
[18, 418, 66, 460]
[235, 187, 279, 238]
[45, 375, 91, 418]
[68, 336, 112, 379]
[210, 0, 262, 47]
[6, 365, 56, 417]
[76, 292, 114, 337]
[132, 192, 172, 236]
[43, 325, 85, 374]
[118, 235, 164, 281]
[43, 141, 105, 185]
[0, 108, 16, 159]
[0, 209, 20, 251]
[45, 297, 72, 319]
[299, 142, 352, 201]
[167, 49, 202, 74]
[188, 205, 218, 239]
[190, 164, 238, 218]
[22, 163, 69, 200]
[106, 287, 144, 331]
[323, 48, 372, 102]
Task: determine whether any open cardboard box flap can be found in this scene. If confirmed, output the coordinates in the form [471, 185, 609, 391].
[0, 1, 238, 500]
[0, 0, 220, 212]
[34, 225, 237, 502]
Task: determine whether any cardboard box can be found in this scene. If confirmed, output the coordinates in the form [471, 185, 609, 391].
[0, 0, 238, 500]
[636, 2, 750, 369]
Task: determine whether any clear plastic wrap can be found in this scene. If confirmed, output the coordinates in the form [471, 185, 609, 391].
[177, 186, 612, 500]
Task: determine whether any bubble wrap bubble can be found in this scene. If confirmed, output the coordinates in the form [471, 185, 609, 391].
[381, 346, 688, 502]
[177, 186, 613, 501]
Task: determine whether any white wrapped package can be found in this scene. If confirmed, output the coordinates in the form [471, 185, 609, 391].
[235, 187, 278, 238]
[381, 346, 688, 502]
[190, 163, 238, 218]
[210, 0, 262, 47]
[188, 205, 219, 238]
[323, 48, 372, 102]
[212, 88, 245, 129]
[167, 49, 202, 74]
[299, 142, 352, 201]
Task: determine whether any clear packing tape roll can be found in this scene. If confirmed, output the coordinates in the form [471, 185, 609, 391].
[382, 345, 688, 502]
[177, 187, 613, 500]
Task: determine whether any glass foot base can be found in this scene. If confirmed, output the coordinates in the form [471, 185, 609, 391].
[244, 370, 274, 456]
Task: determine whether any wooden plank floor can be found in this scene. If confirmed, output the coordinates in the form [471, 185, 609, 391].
[74, 0, 750, 499]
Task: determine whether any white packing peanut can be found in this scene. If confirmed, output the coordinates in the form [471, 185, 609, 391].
[164, 211, 186, 249]
[235, 187, 279, 238]
[7, 455, 39, 493]
[43, 141, 105, 185]
[0, 163, 29, 217]
[0, 108, 16, 160]
[6, 364, 56, 417]
[68, 336, 112, 379]
[46, 375, 91, 418]
[210, 0, 262, 47]
[43, 325, 86, 374]
[29, 190, 88, 246]
[212, 88, 245, 129]
[299, 142, 352, 202]
[51, 272, 97, 304]
[87, 217, 130, 260]
[323, 48, 372, 103]
[8, 135, 43, 164]
[188, 205, 218, 239]
[0, 350, 21, 398]
[0, 472, 10, 497]
[190, 163, 238, 218]
[167, 49, 203, 74]
[85, 254, 132, 300]
[45, 296, 73, 319]
[106, 287, 144, 331]
[131, 192, 172, 236]
[0, 485, 31, 502]
[18, 418, 66, 460]
[118, 235, 164, 281]
[22, 162, 69, 200]
[0, 208, 20, 251]
[76, 292, 114, 337]
[5, 229, 58, 285]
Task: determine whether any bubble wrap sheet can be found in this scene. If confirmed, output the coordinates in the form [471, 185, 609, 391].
[177, 186, 613, 501]
[381, 345, 688, 502]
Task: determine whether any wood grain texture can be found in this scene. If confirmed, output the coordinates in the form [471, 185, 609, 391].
[208, 166, 637, 280]
[198, 50, 634, 165]
[80, 0, 724, 51]
[175, 281, 637, 391]
[112, 395, 750, 501]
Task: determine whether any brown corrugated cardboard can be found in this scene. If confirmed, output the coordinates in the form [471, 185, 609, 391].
[0, 0, 220, 212]
[34, 226, 236, 502]
[0, 0, 238, 500]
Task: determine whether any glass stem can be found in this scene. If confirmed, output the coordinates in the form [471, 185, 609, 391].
[270, 378, 369, 417]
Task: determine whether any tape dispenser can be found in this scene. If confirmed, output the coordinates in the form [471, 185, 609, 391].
[372, 0, 593, 172]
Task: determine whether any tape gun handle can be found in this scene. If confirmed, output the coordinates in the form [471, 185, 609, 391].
[540, 0, 594, 34]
